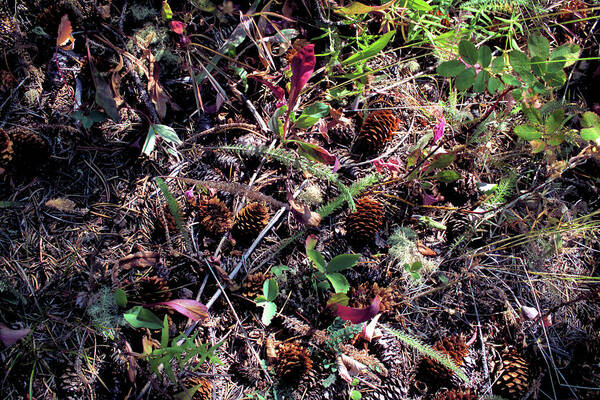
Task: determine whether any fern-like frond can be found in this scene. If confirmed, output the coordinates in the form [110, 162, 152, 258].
[155, 177, 191, 249]
[317, 174, 379, 218]
[216, 144, 356, 211]
[383, 325, 469, 383]
[460, 0, 538, 13]
[485, 173, 516, 206]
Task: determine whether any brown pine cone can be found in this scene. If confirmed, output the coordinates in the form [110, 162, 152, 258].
[345, 196, 384, 244]
[9, 128, 50, 171]
[445, 212, 471, 244]
[432, 388, 477, 400]
[275, 341, 313, 382]
[231, 202, 269, 241]
[0, 14, 18, 51]
[0, 129, 13, 169]
[364, 375, 407, 400]
[350, 282, 401, 315]
[419, 335, 468, 384]
[184, 377, 213, 400]
[353, 110, 400, 155]
[493, 348, 530, 400]
[195, 196, 233, 235]
[238, 271, 272, 300]
[130, 276, 172, 305]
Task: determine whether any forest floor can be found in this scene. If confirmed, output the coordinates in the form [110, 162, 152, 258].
[1, 1, 600, 399]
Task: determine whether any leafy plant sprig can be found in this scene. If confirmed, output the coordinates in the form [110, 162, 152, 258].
[255, 278, 279, 326]
[305, 235, 360, 294]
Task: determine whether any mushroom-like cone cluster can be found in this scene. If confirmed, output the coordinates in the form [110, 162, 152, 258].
[345, 196, 384, 244]
[275, 341, 313, 382]
[354, 110, 400, 155]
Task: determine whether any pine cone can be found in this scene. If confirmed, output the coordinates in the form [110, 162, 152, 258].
[195, 196, 233, 235]
[353, 110, 400, 155]
[345, 197, 384, 244]
[184, 377, 213, 400]
[432, 388, 477, 400]
[239, 271, 272, 300]
[419, 335, 468, 384]
[232, 202, 269, 241]
[131, 276, 172, 305]
[58, 366, 85, 398]
[350, 282, 400, 315]
[9, 128, 50, 171]
[363, 375, 406, 400]
[438, 174, 479, 207]
[446, 212, 471, 244]
[0, 14, 18, 51]
[275, 341, 313, 382]
[493, 348, 530, 400]
[0, 129, 13, 169]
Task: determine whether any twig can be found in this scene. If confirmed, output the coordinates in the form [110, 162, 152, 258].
[469, 282, 492, 393]
[186, 123, 261, 143]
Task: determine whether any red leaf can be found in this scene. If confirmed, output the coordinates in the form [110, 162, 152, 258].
[334, 296, 381, 324]
[289, 44, 315, 110]
[292, 140, 340, 171]
[249, 76, 286, 106]
[152, 299, 209, 322]
[0, 323, 31, 347]
[305, 234, 318, 251]
[169, 20, 184, 35]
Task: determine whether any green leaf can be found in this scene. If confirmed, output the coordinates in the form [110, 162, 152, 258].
[456, 67, 476, 90]
[514, 124, 542, 140]
[530, 56, 548, 77]
[487, 76, 504, 94]
[151, 124, 182, 145]
[473, 70, 490, 93]
[72, 110, 106, 129]
[545, 109, 565, 134]
[161, 315, 169, 348]
[296, 102, 330, 129]
[114, 288, 127, 308]
[123, 306, 163, 330]
[350, 389, 362, 400]
[434, 170, 461, 183]
[509, 50, 530, 75]
[326, 254, 360, 273]
[544, 71, 566, 88]
[477, 45, 492, 68]
[327, 292, 349, 307]
[161, 0, 173, 20]
[261, 302, 277, 325]
[581, 111, 600, 141]
[142, 127, 156, 156]
[428, 153, 456, 171]
[501, 74, 521, 87]
[326, 272, 350, 294]
[268, 105, 287, 136]
[263, 278, 279, 302]
[437, 60, 465, 77]
[307, 249, 326, 272]
[528, 34, 550, 60]
[491, 56, 505, 74]
[341, 31, 395, 66]
[334, 0, 395, 15]
[458, 40, 478, 65]
[405, 0, 432, 11]
[549, 43, 580, 70]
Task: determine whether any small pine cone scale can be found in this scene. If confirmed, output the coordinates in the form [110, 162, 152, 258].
[0, 129, 13, 169]
[493, 348, 530, 400]
[275, 341, 313, 382]
[9, 128, 50, 171]
[354, 110, 400, 155]
[232, 202, 269, 241]
[419, 335, 468, 384]
[194, 196, 233, 235]
[184, 377, 213, 400]
[363, 375, 407, 400]
[345, 197, 384, 244]
[432, 388, 477, 400]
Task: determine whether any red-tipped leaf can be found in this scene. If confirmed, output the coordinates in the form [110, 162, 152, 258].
[289, 44, 315, 110]
[334, 296, 381, 324]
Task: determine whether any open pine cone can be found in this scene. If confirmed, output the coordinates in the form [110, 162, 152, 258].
[419, 335, 468, 384]
[231, 202, 269, 241]
[350, 282, 401, 315]
[130, 276, 172, 305]
[0, 129, 13, 170]
[239, 271, 272, 300]
[9, 128, 50, 171]
[493, 348, 530, 400]
[194, 196, 233, 235]
[432, 388, 477, 400]
[445, 212, 471, 244]
[345, 196, 384, 244]
[184, 377, 213, 400]
[275, 341, 313, 382]
[353, 110, 400, 155]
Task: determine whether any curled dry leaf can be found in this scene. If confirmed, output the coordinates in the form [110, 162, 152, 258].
[119, 251, 159, 270]
[124, 341, 137, 383]
[521, 305, 539, 320]
[417, 242, 437, 256]
[359, 313, 382, 342]
[337, 354, 367, 383]
[0, 323, 31, 347]
[57, 14, 74, 51]
[289, 198, 321, 227]
[152, 299, 209, 322]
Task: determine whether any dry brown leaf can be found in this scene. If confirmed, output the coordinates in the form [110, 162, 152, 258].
[289, 198, 321, 227]
[146, 50, 171, 119]
[119, 251, 159, 270]
[417, 242, 437, 256]
[57, 14, 75, 51]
